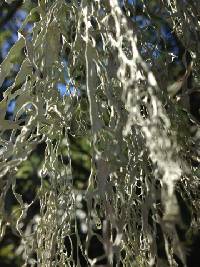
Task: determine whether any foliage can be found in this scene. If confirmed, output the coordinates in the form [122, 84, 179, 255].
[0, 0, 200, 266]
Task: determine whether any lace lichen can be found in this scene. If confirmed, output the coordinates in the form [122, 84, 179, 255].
[0, 0, 199, 266]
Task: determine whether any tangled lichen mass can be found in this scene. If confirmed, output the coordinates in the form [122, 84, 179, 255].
[0, 0, 200, 266]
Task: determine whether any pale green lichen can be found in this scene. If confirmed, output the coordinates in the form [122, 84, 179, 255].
[0, 0, 199, 266]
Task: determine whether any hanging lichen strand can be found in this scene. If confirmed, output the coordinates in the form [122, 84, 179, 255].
[0, 0, 200, 266]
